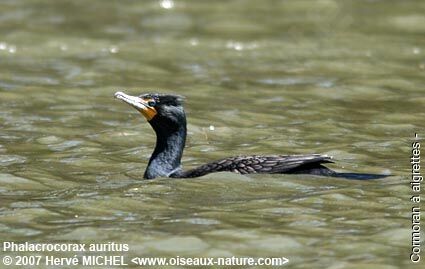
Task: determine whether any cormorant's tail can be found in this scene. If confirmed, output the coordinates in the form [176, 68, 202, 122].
[289, 163, 389, 180]
[330, 172, 389, 180]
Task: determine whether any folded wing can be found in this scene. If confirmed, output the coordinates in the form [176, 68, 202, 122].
[179, 154, 333, 178]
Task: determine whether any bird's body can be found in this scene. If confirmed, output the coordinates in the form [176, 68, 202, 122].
[114, 92, 387, 180]
[174, 154, 334, 178]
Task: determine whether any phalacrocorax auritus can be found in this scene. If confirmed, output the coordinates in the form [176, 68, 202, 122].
[114, 91, 387, 180]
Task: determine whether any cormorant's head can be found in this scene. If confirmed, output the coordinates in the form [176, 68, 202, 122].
[114, 91, 185, 125]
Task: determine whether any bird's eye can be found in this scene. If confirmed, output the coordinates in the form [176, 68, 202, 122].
[147, 100, 156, 107]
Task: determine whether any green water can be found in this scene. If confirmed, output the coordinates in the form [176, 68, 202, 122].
[1, 0, 424, 268]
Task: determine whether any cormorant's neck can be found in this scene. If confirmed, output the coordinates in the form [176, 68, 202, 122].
[144, 116, 186, 179]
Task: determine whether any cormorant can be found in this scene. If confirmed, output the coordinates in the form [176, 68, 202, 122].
[114, 91, 387, 180]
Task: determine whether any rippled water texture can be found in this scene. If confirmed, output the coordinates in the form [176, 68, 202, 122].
[1, 0, 424, 268]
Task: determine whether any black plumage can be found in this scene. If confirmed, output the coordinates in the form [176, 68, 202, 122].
[114, 92, 387, 180]
[176, 154, 334, 178]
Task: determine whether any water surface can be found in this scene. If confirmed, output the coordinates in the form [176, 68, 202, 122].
[1, 0, 424, 268]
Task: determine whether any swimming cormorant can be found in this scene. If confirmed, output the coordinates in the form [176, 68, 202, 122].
[114, 91, 387, 180]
